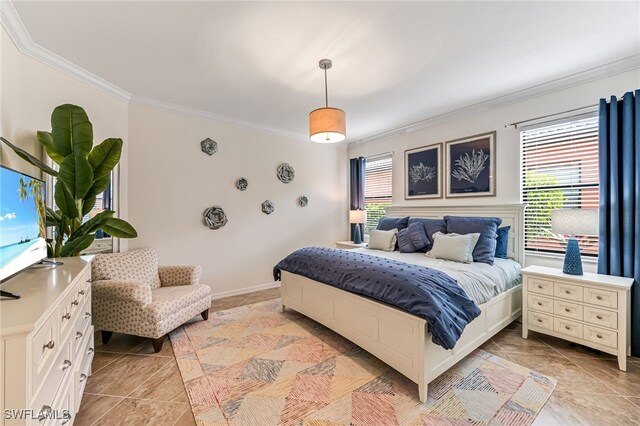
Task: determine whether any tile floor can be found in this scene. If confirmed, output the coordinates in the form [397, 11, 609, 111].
[76, 286, 640, 426]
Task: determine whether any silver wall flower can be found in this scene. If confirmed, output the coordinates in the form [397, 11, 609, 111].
[203, 205, 228, 229]
[261, 200, 275, 215]
[298, 196, 308, 207]
[235, 178, 248, 191]
[451, 149, 489, 183]
[276, 163, 295, 183]
[200, 138, 218, 155]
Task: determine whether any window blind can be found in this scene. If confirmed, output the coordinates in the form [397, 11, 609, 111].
[521, 115, 599, 256]
[364, 155, 392, 234]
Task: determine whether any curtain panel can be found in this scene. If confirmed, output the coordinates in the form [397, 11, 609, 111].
[598, 90, 640, 356]
[349, 157, 366, 240]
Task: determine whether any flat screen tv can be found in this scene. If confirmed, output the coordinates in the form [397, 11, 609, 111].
[0, 165, 47, 282]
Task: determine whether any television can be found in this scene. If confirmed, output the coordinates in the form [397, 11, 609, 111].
[0, 165, 47, 282]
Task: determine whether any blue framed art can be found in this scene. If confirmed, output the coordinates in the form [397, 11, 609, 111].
[445, 131, 496, 198]
[404, 143, 442, 199]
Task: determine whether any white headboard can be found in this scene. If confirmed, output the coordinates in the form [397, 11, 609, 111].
[384, 204, 526, 265]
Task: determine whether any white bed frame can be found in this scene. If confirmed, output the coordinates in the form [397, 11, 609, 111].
[280, 204, 525, 402]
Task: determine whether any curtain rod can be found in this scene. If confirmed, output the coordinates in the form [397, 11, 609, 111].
[504, 104, 597, 129]
[365, 151, 394, 161]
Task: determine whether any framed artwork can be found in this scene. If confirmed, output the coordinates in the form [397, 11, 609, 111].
[404, 143, 442, 199]
[445, 131, 496, 198]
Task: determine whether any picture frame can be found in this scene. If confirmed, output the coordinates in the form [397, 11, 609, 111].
[445, 131, 496, 198]
[404, 143, 442, 199]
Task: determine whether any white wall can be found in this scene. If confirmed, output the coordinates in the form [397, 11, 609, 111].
[348, 69, 640, 272]
[127, 104, 348, 296]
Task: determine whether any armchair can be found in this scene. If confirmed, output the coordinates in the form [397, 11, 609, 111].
[91, 247, 212, 352]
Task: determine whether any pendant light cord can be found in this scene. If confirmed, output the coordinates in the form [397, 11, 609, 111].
[324, 68, 329, 108]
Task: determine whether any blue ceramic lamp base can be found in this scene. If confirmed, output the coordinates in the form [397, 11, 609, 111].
[563, 238, 583, 275]
[353, 224, 362, 244]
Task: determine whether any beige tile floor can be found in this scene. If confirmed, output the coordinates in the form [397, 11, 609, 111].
[76, 287, 640, 425]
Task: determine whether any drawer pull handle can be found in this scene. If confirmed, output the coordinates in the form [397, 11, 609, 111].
[85, 312, 92, 318]
[565, 290, 571, 294]
[597, 295, 604, 300]
[80, 373, 88, 382]
[72, 299, 79, 306]
[63, 312, 71, 320]
[87, 278, 93, 283]
[62, 359, 72, 370]
[38, 405, 52, 421]
[537, 302, 543, 306]
[76, 331, 83, 340]
[88, 347, 95, 354]
[565, 308, 571, 312]
[565, 325, 571, 330]
[537, 285, 543, 289]
[596, 315, 603, 320]
[597, 334, 603, 339]
[79, 289, 86, 295]
[43, 340, 55, 350]
[537, 318, 543, 323]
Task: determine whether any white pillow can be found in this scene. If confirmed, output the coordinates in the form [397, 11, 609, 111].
[367, 229, 398, 251]
[427, 232, 480, 263]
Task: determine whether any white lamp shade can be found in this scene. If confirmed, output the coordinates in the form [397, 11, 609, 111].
[551, 209, 599, 236]
[349, 210, 366, 224]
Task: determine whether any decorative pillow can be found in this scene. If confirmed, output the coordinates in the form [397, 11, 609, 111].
[444, 216, 503, 265]
[427, 232, 480, 263]
[407, 217, 447, 251]
[495, 226, 511, 259]
[368, 229, 398, 252]
[376, 216, 409, 232]
[92, 246, 162, 288]
[397, 222, 429, 253]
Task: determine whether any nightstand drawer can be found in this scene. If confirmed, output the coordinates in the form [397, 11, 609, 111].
[553, 299, 583, 321]
[554, 317, 583, 339]
[554, 282, 583, 302]
[528, 278, 553, 296]
[527, 294, 553, 313]
[584, 306, 618, 329]
[528, 311, 553, 331]
[584, 325, 617, 349]
[584, 287, 617, 309]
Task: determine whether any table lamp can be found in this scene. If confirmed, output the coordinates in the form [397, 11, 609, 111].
[551, 209, 599, 275]
[349, 210, 367, 244]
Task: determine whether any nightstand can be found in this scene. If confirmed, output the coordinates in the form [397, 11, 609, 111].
[335, 241, 367, 249]
[521, 265, 633, 371]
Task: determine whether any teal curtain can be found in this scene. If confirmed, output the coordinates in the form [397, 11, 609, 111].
[598, 90, 640, 356]
[349, 157, 365, 240]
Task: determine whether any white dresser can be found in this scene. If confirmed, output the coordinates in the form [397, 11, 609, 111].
[0, 257, 94, 425]
[522, 265, 633, 371]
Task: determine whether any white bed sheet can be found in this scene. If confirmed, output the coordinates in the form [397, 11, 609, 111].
[351, 248, 521, 305]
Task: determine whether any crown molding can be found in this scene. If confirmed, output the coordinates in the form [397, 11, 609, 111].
[351, 55, 640, 145]
[1, 1, 132, 103]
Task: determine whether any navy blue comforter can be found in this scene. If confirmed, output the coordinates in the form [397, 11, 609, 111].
[274, 247, 481, 350]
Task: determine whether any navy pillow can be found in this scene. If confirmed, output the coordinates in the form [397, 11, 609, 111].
[407, 218, 447, 251]
[444, 216, 502, 265]
[495, 226, 510, 259]
[377, 216, 409, 232]
[397, 222, 429, 253]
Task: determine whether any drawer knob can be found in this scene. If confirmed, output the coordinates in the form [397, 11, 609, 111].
[87, 279, 93, 283]
[62, 359, 72, 370]
[88, 347, 95, 354]
[565, 325, 571, 330]
[80, 373, 88, 382]
[537, 302, 543, 306]
[596, 315, 603, 320]
[85, 312, 92, 318]
[79, 289, 86, 295]
[537, 285, 543, 289]
[537, 318, 543, 323]
[43, 340, 55, 350]
[597, 334, 603, 339]
[76, 331, 84, 340]
[565, 290, 571, 294]
[565, 308, 571, 313]
[38, 405, 52, 421]
[597, 295, 603, 300]
[62, 312, 71, 320]
[72, 299, 79, 306]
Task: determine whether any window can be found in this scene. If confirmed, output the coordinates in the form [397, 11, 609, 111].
[364, 155, 392, 234]
[521, 115, 599, 256]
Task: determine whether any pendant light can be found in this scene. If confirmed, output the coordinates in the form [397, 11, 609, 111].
[309, 59, 346, 143]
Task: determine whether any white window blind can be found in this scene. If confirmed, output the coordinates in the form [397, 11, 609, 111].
[521, 115, 599, 256]
[364, 155, 392, 234]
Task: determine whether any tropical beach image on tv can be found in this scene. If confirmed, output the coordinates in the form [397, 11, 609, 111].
[0, 166, 47, 282]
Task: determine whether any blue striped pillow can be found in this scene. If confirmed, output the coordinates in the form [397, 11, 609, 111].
[444, 216, 502, 265]
[407, 218, 447, 252]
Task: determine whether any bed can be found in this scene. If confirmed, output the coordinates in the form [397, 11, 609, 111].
[279, 204, 525, 402]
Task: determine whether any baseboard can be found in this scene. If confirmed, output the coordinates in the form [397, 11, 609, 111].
[210, 281, 280, 300]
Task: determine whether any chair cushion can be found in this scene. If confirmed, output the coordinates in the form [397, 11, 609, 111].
[147, 284, 211, 322]
[92, 247, 162, 289]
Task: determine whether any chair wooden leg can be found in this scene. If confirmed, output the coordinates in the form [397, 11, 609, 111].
[201, 308, 209, 321]
[101, 331, 113, 344]
[151, 336, 164, 353]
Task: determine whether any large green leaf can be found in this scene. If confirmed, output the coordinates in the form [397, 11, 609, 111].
[75, 210, 114, 236]
[82, 196, 96, 217]
[86, 174, 111, 199]
[36, 131, 65, 165]
[45, 208, 61, 228]
[102, 218, 137, 238]
[88, 138, 122, 178]
[60, 233, 95, 257]
[0, 137, 59, 176]
[59, 154, 94, 199]
[54, 180, 79, 218]
[51, 104, 93, 157]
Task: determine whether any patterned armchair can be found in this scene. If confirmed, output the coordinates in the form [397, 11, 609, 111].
[91, 247, 212, 352]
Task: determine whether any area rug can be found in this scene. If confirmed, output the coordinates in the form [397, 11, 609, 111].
[170, 299, 556, 426]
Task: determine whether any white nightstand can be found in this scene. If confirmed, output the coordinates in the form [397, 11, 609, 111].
[521, 265, 633, 371]
[335, 241, 367, 249]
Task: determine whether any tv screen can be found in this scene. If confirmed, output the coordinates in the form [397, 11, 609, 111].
[0, 165, 47, 282]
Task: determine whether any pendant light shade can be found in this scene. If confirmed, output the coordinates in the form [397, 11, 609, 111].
[309, 59, 346, 143]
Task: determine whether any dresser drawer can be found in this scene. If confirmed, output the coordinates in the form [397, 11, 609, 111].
[32, 310, 59, 391]
[554, 281, 584, 302]
[31, 338, 73, 422]
[584, 325, 618, 349]
[528, 277, 554, 296]
[554, 317, 583, 339]
[584, 306, 618, 329]
[553, 299, 583, 321]
[528, 294, 553, 313]
[584, 287, 617, 309]
[50, 367, 74, 426]
[528, 311, 553, 331]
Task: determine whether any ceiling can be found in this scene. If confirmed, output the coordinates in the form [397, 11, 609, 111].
[10, 1, 640, 142]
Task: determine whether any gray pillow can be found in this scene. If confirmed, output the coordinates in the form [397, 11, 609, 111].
[444, 216, 502, 265]
[427, 232, 480, 263]
[367, 229, 398, 251]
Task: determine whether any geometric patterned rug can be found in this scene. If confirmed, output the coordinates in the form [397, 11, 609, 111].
[170, 299, 557, 426]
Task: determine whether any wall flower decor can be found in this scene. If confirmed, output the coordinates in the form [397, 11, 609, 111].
[235, 178, 248, 191]
[203, 205, 228, 229]
[445, 131, 496, 198]
[200, 138, 218, 155]
[277, 163, 295, 183]
[298, 196, 308, 207]
[404, 143, 442, 199]
[261, 200, 275, 215]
